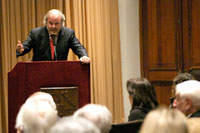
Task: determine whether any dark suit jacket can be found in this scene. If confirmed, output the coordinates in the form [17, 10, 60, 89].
[16, 26, 88, 61]
[189, 110, 200, 118]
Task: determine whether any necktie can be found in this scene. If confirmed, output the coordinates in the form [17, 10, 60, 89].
[50, 36, 54, 60]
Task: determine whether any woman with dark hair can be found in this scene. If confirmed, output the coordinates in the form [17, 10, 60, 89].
[126, 78, 159, 121]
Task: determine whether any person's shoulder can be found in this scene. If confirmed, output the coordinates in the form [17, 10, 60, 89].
[131, 107, 150, 115]
[31, 26, 46, 33]
[128, 108, 149, 121]
[61, 27, 74, 33]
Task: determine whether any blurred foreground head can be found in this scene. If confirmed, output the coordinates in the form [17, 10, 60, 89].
[74, 104, 112, 133]
[15, 91, 57, 133]
[50, 116, 100, 133]
[139, 106, 188, 133]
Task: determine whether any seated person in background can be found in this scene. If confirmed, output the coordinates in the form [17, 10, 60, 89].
[187, 118, 200, 133]
[139, 106, 188, 133]
[50, 116, 100, 133]
[73, 104, 112, 133]
[170, 73, 195, 108]
[126, 78, 159, 121]
[173, 80, 200, 117]
[15, 92, 58, 133]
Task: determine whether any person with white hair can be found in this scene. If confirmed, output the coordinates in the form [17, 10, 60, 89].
[24, 91, 57, 110]
[16, 9, 90, 63]
[15, 92, 58, 133]
[50, 116, 100, 133]
[173, 80, 200, 117]
[73, 104, 112, 133]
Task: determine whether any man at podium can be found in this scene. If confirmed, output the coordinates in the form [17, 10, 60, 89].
[16, 9, 90, 63]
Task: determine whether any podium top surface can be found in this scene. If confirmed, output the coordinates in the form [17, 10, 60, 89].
[9, 60, 87, 74]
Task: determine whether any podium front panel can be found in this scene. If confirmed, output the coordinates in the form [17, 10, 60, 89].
[8, 61, 90, 133]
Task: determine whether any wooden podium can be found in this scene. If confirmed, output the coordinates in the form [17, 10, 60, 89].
[8, 61, 90, 133]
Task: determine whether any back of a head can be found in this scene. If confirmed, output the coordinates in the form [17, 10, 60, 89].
[173, 73, 195, 85]
[25, 91, 57, 110]
[139, 107, 188, 133]
[126, 78, 159, 109]
[50, 116, 100, 133]
[187, 118, 200, 133]
[176, 80, 200, 107]
[73, 104, 112, 133]
[189, 70, 200, 81]
[15, 92, 58, 133]
[17, 101, 57, 133]
[171, 73, 195, 96]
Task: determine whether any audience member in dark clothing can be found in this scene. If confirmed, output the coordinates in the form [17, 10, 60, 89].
[126, 78, 159, 121]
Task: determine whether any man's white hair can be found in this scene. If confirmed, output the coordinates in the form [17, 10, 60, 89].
[176, 80, 200, 107]
[73, 104, 112, 133]
[43, 9, 66, 27]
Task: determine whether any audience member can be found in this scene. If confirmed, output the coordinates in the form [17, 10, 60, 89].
[173, 80, 200, 117]
[50, 116, 100, 133]
[126, 78, 159, 121]
[15, 92, 58, 133]
[170, 73, 195, 108]
[172, 73, 195, 96]
[139, 106, 188, 133]
[24, 91, 57, 110]
[73, 104, 112, 133]
[187, 118, 200, 133]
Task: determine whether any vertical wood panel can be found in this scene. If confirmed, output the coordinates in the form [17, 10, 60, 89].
[148, 0, 180, 70]
[183, 0, 200, 72]
[190, 0, 200, 66]
[153, 82, 172, 106]
[182, 0, 190, 72]
[141, 0, 181, 106]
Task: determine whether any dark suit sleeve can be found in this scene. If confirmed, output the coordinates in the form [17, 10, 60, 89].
[16, 30, 34, 57]
[69, 30, 88, 58]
